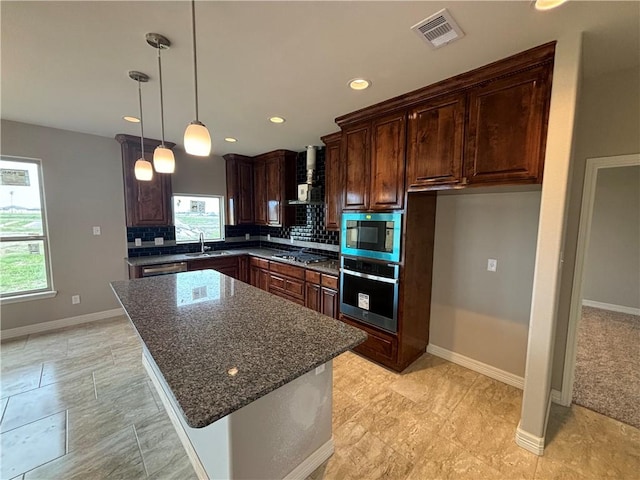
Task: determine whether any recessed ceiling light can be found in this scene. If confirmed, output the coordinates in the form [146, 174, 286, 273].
[534, 0, 569, 11]
[224, 137, 237, 143]
[269, 116, 286, 124]
[123, 115, 140, 123]
[349, 78, 371, 90]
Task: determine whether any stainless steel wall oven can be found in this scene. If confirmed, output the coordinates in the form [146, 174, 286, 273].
[339, 257, 400, 333]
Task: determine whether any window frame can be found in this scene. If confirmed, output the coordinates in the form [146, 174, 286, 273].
[172, 193, 225, 244]
[0, 156, 55, 302]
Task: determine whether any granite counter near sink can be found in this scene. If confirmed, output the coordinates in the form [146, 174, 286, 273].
[125, 247, 340, 276]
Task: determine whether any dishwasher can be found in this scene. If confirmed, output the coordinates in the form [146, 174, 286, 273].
[140, 262, 188, 277]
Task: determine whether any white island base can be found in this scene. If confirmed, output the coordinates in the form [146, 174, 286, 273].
[143, 348, 334, 480]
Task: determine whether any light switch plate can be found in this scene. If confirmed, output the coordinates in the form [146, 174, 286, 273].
[154, 237, 164, 246]
[134, 238, 142, 247]
[92, 226, 101, 236]
[487, 258, 498, 272]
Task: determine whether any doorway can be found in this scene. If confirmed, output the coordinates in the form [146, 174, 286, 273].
[562, 153, 640, 426]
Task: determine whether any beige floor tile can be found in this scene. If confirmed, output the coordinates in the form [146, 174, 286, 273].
[26, 325, 89, 346]
[333, 417, 415, 479]
[0, 363, 42, 399]
[459, 373, 523, 424]
[1, 396, 7, 422]
[93, 362, 148, 399]
[440, 387, 538, 479]
[0, 336, 27, 353]
[40, 348, 113, 386]
[405, 436, 503, 480]
[308, 452, 361, 480]
[1, 373, 96, 433]
[543, 404, 640, 479]
[24, 425, 146, 480]
[534, 456, 591, 480]
[389, 361, 478, 417]
[1, 340, 67, 370]
[332, 387, 365, 430]
[67, 379, 160, 452]
[134, 410, 194, 478]
[147, 456, 198, 480]
[0, 411, 66, 479]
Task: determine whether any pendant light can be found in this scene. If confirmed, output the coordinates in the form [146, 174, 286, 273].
[129, 71, 153, 181]
[146, 33, 175, 174]
[184, 0, 211, 156]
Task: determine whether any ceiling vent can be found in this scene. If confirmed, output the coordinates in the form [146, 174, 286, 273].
[411, 9, 465, 49]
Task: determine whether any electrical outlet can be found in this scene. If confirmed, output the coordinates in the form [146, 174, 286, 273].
[290, 237, 294, 244]
[92, 226, 101, 236]
[267, 234, 271, 241]
[72, 295, 81, 304]
[245, 233, 250, 240]
[154, 237, 164, 246]
[487, 258, 498, 272]
[134, 238, 142, 247]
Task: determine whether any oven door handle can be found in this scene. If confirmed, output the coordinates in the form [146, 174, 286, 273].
[340, 268, 399, 285]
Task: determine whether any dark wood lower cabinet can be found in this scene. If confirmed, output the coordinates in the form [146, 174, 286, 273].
[187, 257, 239, 280]
[320, 287, 338, 319]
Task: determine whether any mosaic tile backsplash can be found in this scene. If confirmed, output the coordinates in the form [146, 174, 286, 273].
[127, 147, 339, 258]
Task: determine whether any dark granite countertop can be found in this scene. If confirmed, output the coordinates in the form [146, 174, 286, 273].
[125, 248, 340, 276]
[110, 270, 365, 428]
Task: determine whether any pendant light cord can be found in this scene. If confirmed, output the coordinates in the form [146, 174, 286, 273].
[138, 78, 145, 157]
[157, 45, 166, 147]
[191, 0, 199, 122]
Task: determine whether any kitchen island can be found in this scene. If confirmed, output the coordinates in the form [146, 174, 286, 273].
[111, 269, 365, 480]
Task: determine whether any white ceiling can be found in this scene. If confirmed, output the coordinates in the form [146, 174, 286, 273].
[2, 1, 639, 156]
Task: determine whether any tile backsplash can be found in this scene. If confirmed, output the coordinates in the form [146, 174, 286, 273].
[127, 147, 339, 258]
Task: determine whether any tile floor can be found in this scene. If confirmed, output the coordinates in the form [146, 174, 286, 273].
[1, 316, 639, 479]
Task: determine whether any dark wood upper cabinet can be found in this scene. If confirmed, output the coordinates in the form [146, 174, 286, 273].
[370, 111, 406, 210]
[253, 158, 268, 225]
[406, 94, 466, 190]
[342, 123, 370, 210]
[321, 132, 342, 231]
[224, 154, 254, 225]
[465, 65, 552, 185]
[116, 134, 174, 227]
[254, 150, 297, 227]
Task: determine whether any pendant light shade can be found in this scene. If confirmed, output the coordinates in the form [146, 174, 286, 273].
[153, 146, 175, 173]
[147, 33, 176, 174]
[185, 0, 211, 156]
[129, 71, 153, 182]
[135, 158, 154, 180]
[184, 121, 211, 157]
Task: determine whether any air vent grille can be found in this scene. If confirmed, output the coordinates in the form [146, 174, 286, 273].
[411, 9, 465, 49]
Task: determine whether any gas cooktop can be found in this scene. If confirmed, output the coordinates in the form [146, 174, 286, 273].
[271, 251, 329, 264]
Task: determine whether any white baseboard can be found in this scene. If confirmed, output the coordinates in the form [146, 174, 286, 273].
[283, 439, 334, 480]
[550, 389, 566, 406]
[0, 308, 124, 340]
[515, 421, 545, 456]
[582, 300, 640, 316]
[427, 344, 524, 389]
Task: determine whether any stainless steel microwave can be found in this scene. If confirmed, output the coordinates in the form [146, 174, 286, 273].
[341, 212, 402, 263]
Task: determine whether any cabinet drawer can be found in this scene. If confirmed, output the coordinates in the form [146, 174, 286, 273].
[305, 270, 321, 284]
[269, 261, 305, 280]
[272, 290, 306, 306]
[321, 274, 338, 290]
[188, 256, 237, 272]
[340, 315, 398, 363]
[269, 274, 305, 300]
[250, 257, 269, 269]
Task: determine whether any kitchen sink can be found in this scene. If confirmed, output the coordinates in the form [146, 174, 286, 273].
[185, 251, 230, 257]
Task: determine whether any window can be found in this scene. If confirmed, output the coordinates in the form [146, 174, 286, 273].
[0, 157, 54, 298]
[173, 194, 224, 243]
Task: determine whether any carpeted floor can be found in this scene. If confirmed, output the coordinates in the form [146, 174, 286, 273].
[573, 306, 640, 428]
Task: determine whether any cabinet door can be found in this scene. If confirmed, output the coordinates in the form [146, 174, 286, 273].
[265, 157, 282, 226]
[117, 135, 173, 227]
[321, 287, 338, 319]
[322, 132, 342, 231]
[370, 112, 406, 210]
[253, 159, 268, 225]
[306, 283, 321, 312]
[238, 256, 249, 283]
[258, 268, 270, 291]
[342, 123, 370, 210]
[406, 95, 465, 189]
[237, 160, 255, 224]
[465, 65, 552, 185]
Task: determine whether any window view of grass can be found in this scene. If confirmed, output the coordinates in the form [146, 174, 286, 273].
[0, 238, 48, 295]
[173, 195, 223, 242]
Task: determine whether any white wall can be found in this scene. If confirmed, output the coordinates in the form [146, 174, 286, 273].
[430, 191, 541, 377]
[582, 166, 640, 309]
[1, 120, 127, 331]
[552, 65, 640, 388]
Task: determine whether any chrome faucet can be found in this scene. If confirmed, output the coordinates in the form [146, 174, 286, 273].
[199, 232, 211, 254]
